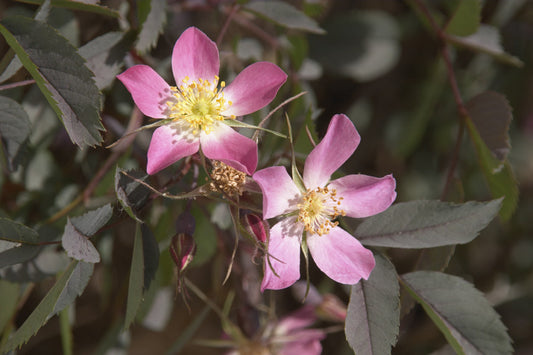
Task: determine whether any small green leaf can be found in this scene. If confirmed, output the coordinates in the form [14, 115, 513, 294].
[465, 117, 518, 221]
[141, 224, 159, 291]
[70, 204, 113, 237]
[0, 244, 41, 268]
[345, 254, 400, 355]
[115, 168, 150, 223]
[0, 218, 39, 244]
[125, 223, 144, 329]
[136, 0, 167, 54]
[356, 199, 502, 248]
[445, 0, 481, 37]
[244, 1, 325, 34]
[446, 25, 523, 67]
[0, 16, 104, 147]
[0, 280, 20, 334]
[61, 219, 101, 263]
[401, 271, 513, 355]
[53, 262, 93, 315]
[0, 95, 31, 171]
[2, 260, 78, 352]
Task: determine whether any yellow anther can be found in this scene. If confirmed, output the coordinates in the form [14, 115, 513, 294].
[297, 186, 346, 236]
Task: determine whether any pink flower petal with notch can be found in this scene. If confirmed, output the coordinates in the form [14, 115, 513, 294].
[117, 65, 171, 119]
[329, 174, 397, 218]
[307, 226, 375, 285]
[146, 124, 200, 175]
[222, 62, 287, 117]
[253, 166, 301, 219]
[172, 27, 219, 88]
[303, 114, 360, 189]
[200, 123, 257, 175]
[261, 217, 303, 291]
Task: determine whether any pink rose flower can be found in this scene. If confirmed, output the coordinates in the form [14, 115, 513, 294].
[117, 27, 287, 175]
[253, 114, 397, 290]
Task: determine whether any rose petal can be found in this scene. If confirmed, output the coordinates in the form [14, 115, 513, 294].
[200, 123, 257, 175]
[222, 62, 287, 117]
[307, 227, 375, 284]
[261, 217, 303, 291]
[253, 166, 301, 219]
[172, 27, 219, 87]
[117, 65, 171, 118]
[280, 330, 324, 355]
[277, 306, 317, 333]
[147, 124, 200, 175]
[303, 114, 360, 188]
[329, 174, 396, 218]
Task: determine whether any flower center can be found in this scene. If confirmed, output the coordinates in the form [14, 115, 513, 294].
[297, 186, 345, 236]
[166, 76, 234, 135]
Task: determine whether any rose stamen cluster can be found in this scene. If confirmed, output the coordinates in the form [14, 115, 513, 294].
[209, 161, 246, 197]
[297, 186, 345, 236]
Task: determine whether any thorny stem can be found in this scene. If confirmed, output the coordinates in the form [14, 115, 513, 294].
[411, 0, 469, 200]
[0, 79, 35, 91]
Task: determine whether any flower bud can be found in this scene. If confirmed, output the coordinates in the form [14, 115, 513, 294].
[316, 294, 347, 322]
[241, 212, 269, 243]
[170, 233, 196, 273]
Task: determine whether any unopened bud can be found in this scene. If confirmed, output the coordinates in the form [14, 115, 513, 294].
[316, 294, 347, 322]
[242, 213, 269, 243]
[170, 233, 196, 273]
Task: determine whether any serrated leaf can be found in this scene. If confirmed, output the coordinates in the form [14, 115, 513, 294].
[136, 0, 167, 54]
[16, 0, 119, 18]
[401, 271, 513, 355]
[466, 91, 512, 162]
[0, 244, 40, 268]
[356, 199, 502, 248]
[446, 24, 523, 67]
[0, 218, 39, 244]
[465, 117, 518, 221]
[0, 95, 31, 171]
[141, 224, 159, 291]
[61, 219, 101, 263]
[244, 0, 325, 34]
[2, 260, 78, 352]
[445, 0, 481, 37]
[0, 280, 20, 334]
[70, 204, 113, 236]
[0, 16, 104, 147]
[125, 223, 144, 329]
[79, 31, 136, 90]
[115, 168, 150, 223]
[346, 254, 399, 355]
[53, 261, 93, 315]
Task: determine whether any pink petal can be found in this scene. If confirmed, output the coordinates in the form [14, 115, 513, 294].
[172, 27, 219, 86]
[277, 306, 317, 333]
[280, 330, 324, 355]
[221, 62, 287, 117]
[329, 174, 396, 218]
[253, 166, 301, 219]
[261, 217, 302, 291]
[303, 114, 360, 188]
[146, 124, 200, 175]
[117, 65, 171, 118]
[200, 123, 257, 175]
[307, 227, 375, 284]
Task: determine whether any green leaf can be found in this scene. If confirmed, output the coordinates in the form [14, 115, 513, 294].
[225, 119, 287, 138]
[465, 117, 518, 221]
[141, 224, 159, 291]
[345, 254, 400, 355]
[0, 218, 39, 244]
[0, 244, 40, 268]
[244, 0, 325, 34]
[16, 0, 119, 18]
[70, 204, 113, 237]
[125, 223, 144, 329]
[0, 16, 104, 147]
[0, 95, 31, 171]
[136, 0, 167, 54]
[0, 280, 20, 334]
[79, 31, 136, 90]
[401, 271, 513, 355]
[2, 260, 78, 352]
[445, 0, 481, 37]
[61, 219, 101, 263]
[356, 199, 502, 248]
[53, 262, 93, 315]
[115, 168, 150, 223]
[0, 51, 22, 84]
[446, 24, 523, 67]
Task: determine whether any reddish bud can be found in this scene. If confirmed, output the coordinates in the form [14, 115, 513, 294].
[316, 294, 347, 322]
[242, 213, 269, 243]
[170, 233, 196, 273]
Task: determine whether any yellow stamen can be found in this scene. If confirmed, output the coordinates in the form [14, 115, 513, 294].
[297, 186, 345, 236]
[166, 76, 234, 135]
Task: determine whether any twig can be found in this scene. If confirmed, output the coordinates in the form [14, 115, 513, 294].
[0, 79, 35, 91]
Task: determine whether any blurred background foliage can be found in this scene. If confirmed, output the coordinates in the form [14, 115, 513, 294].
[1, 0, 533, 354]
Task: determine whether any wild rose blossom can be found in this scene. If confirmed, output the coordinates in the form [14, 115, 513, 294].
[117, 27, 287, 175]
[253, 114, 397, 290]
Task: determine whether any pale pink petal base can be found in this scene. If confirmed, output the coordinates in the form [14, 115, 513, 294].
[261, 217, 303, 291]
[172, 27, 219, 86]
[329, 174, 397, 218]
[253, 166, 301, 219]
[147, 124, 200, 175]
[303, 114, 360, 188]
[307, 227, 375, 285]
[222, 62, 287, 117]
[117, 65, 171, 118]
[200, 123, 257, 175]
